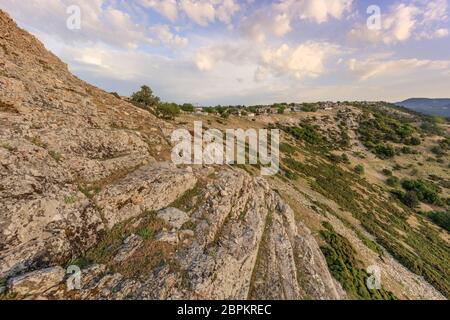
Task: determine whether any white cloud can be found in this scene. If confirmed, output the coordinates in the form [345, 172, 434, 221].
[150, 24, 188, 48]
[275, 0, 353, 24]
[435, 28, 450, 37]
[240, 12, 292, 43]
[180, 0, 216, 26]
[215, 0, 240, 24]
[140, 0, 178, 22]
[195, 41, 257, 71]
[423, 0, 448, 23]
[259, 42, 341, 79]
[348, 57, 450, 80]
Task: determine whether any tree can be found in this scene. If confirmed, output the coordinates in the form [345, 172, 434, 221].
[131, 85, 160, 108]
[277, 105, 286, 114]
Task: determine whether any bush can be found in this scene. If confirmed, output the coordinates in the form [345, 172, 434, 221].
[401, 191, 420, 208]
[156, 103, 180, 120]
[301, 103, 319, 112]
[428, 211, 450, 232]
[285, 125, 323, 145]
[354, 164, 365, 175]
[181, 103, 194, 112]
[374, 144, 395, 159]
[431, 146, 446, 157]
[401, 179, 441, 205]
[382, 169, 392, 176]
[406, 136, 421, 146]
[386, 176, 400, 187]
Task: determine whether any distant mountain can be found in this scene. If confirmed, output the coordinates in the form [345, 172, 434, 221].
[396, 98, 450, 117]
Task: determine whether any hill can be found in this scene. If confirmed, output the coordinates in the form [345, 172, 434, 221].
[396, 98, 450, 117]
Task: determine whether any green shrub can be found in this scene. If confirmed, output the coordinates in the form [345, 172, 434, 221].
[405, 136, 421, 146]
[156, 103, 181, 120]
[428, 211, 450, 232]
[386, 176, 400, 187]
[285, 125, 323, 145]
[401, 179, 441, 205]
[401, 191, 420, 208]
[354, 164, 365, 175]
[181, 103, 194, 112]
[374, 144, 396, 159]
[301, 103, 319, 112]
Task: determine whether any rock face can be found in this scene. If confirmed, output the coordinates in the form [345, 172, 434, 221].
[41, 170, 346, 300]
[0, 10, 173, 278]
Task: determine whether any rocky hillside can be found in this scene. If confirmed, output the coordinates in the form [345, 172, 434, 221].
[0, 10, 448, 300]
[0, 10, 344, 300]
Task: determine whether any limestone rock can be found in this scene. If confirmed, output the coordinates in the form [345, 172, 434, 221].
[155, 231, 179, 245]
[157, 208, 189, 230]
[95, 163, 197, 229]
[7, 267, 65, 296]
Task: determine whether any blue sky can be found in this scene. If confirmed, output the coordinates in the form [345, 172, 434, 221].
[1, 0, 449, 105]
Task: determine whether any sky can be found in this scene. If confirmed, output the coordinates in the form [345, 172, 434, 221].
[1, 0, 449, 105]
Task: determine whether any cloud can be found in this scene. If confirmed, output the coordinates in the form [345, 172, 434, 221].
[215, 0, 240, 24]
[179, 0, 216, 26]
[240, 12, 292, 43]
[150, 24, 188, 48]
[259, 42, 341, 79]
[347, 57, 450, 80]
[194, 39, 341, 83]
[275, 0, 353, 24]
[139, 0, 178, 22]
[195, 41, 257, 71]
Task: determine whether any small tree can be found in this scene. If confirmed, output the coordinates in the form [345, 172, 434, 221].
[131, 85, 160, 108]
